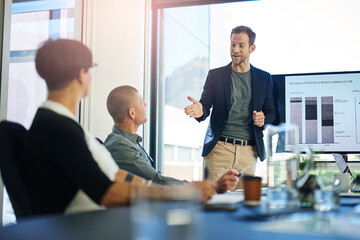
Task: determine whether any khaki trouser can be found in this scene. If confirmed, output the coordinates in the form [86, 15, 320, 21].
[204, 140, 258, 189]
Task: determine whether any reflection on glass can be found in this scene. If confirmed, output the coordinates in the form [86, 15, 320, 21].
[7, 0, 77, 128]
[162, 6, 210, 181]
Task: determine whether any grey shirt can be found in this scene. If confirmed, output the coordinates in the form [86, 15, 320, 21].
[104, 126, 184, 185]
[222, 70, 254, 140]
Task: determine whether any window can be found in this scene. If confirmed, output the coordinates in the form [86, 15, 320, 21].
[159, 5, 210, 181]
[6, 0, 82, 128]
[153, 0, 360, 182]
[1, 0, 82, 225]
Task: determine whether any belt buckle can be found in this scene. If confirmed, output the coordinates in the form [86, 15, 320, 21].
[233, 139, 247, 146]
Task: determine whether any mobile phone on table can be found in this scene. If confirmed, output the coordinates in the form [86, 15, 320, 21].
[203, 203, 237, 211]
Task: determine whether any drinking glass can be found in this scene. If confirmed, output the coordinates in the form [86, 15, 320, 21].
[131, 185, 202, 240]
[314, 187, 339, 212]
[266, 123, 313, 189]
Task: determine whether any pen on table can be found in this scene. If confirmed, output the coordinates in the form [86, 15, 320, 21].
[204, 165, 209, 180]
[237, 165, 250, 178]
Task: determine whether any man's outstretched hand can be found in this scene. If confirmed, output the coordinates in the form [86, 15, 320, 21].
[184, 96, 203, 118]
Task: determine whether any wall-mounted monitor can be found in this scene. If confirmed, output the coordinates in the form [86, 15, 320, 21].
[272, 71, 360, 153]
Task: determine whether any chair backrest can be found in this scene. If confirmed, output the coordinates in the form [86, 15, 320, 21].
[0, 121, 32, 219]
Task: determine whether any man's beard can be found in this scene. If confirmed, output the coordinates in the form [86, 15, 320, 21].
[232, 56, 245, 65]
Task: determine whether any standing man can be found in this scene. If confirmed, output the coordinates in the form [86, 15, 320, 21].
[184, 26, 275, 188]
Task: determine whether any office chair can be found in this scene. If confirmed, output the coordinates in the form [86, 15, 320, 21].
[0, 121, 32, 220]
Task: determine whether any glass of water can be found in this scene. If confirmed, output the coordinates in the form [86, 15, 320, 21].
[131, 185, 202, 240]
[314, 187, 339, 212]
[266, 186, 300, 215]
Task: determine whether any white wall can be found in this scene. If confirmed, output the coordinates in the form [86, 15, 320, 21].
[82, 0, 149, 141]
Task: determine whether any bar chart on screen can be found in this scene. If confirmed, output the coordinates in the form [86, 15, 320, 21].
[284, 73, 360, 152]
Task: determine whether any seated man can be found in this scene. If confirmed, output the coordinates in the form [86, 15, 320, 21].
[105, 85, 239, 193]
[23, 39, 216, 216]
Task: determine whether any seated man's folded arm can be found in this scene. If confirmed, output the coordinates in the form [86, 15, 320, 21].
[108, 140, 184, 185]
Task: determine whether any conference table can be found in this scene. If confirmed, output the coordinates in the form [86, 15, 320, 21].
[1, 192, 360, 240]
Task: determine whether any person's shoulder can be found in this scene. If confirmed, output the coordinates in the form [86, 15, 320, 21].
[104, 131, 141, 162]
[209, 63, 231, 73]
[31, 108, 83, 135]
[104, 131, 134, 150]
[35, 108, 77, 123]
[251, 65, 271, 76]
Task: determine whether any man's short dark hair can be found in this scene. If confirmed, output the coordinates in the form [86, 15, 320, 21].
[230, 26, 256, 46]
[107, 85, 139, 124]
[35, 39, 92, 91]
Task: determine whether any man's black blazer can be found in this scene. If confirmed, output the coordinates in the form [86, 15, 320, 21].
[196, 63, 275, 161]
